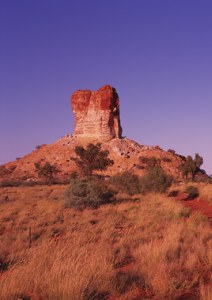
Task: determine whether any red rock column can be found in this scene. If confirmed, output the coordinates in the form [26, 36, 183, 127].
[71, 85, 122, 140]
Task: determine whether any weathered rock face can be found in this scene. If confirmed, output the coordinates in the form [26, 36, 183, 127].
[71, 85, 122, 140]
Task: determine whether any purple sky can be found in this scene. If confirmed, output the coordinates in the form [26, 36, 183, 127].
[1, 0, 212, 174]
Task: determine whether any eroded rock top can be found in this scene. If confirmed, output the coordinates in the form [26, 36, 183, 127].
[71, 85, 122, 141]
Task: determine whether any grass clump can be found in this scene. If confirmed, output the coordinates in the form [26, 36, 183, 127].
[65, 176, 116, 210]
[174, 207, 190, 219]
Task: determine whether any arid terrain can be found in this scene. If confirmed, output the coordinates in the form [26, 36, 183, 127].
[0, 85, 211, 299]
[0, 183, 211, 300]
[0, 85, 208, 185]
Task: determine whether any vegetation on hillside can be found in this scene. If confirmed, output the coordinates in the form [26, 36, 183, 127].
[140, 165, 173, 193]
[179, 153, 203, 181]
[0, 144, 211, 298]
[65, 176, 115, 210]
[71, 143, 114, 176]
[34, 161, 59, 184]
[108, 171, 141, 195]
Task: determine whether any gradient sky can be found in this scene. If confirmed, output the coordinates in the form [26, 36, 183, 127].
[0, 0, 212, 174]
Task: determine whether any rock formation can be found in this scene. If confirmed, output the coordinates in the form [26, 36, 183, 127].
[71, 85, 122, 141]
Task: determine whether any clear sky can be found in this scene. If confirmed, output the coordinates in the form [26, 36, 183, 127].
[0, 0, 212, 174]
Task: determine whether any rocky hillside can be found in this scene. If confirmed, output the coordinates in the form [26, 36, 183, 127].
[0, 135, 191, 183]
[0, 85, 207, 184]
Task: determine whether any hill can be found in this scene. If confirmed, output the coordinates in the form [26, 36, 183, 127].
[0, 85, 211, 299]
[0, 85, 208, 184]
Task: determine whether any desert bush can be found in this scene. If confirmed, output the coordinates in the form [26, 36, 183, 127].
[139, 156, 150, 164]
[167, 149, 176, 154]
[0, 257, 10, 272]
[34, 161, 59, 184]
[69, 171, 78, 179]
[140, 166, 173, 193]
[168, 190, 179, 197]
[179, 153, 203, 181]
[185, 185, 199, 200]
[139, 156, 159, 168]
[136, 165, 146, 170]
[71, 143, 113, 176]
[162, 157, 172, 163]
[0, 180, 22, 187]
[65, 177, 116, 210]
[109, 171, 141, 195]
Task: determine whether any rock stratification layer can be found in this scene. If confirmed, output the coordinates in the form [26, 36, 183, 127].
[71, 85, 122, 140]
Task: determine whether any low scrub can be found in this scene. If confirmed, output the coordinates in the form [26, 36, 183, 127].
[110, 168, 173, 195]
[0, 180, 22, 187]
[140, 166, 173, 193]
[185, 185, 199, 200]
[109, 171, 141, 195]
[65, 176, 116, 210]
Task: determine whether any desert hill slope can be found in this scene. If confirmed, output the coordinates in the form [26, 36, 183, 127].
[1, 135, 185, 183]
[0, 85, 207, 183]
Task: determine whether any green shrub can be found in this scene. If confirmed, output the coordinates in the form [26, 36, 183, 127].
[140, 166, 173, 193]
[185, 185, 199, 200]
[71, 143, 113, 176]
[179, 153, 203, 181]
[64, 177, 116, 210]
[109, 171, 141, 195]
[34, 161, 59, 184]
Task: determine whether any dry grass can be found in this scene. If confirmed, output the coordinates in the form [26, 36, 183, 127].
[0, 239, 113, 299]
[199, 184, 212, 204]
[171, 182, 212, 204]
[199, 277, 212, 300]
[0, 185, 211, 299]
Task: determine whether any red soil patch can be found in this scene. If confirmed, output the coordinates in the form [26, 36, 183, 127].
[183, 198, 212, 219]
[176, 193, 212, 220]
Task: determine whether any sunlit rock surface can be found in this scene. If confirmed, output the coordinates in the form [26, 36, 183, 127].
[71, 85, 122, 141]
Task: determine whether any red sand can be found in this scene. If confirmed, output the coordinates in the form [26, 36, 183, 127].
[183, 198, 212, 219]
